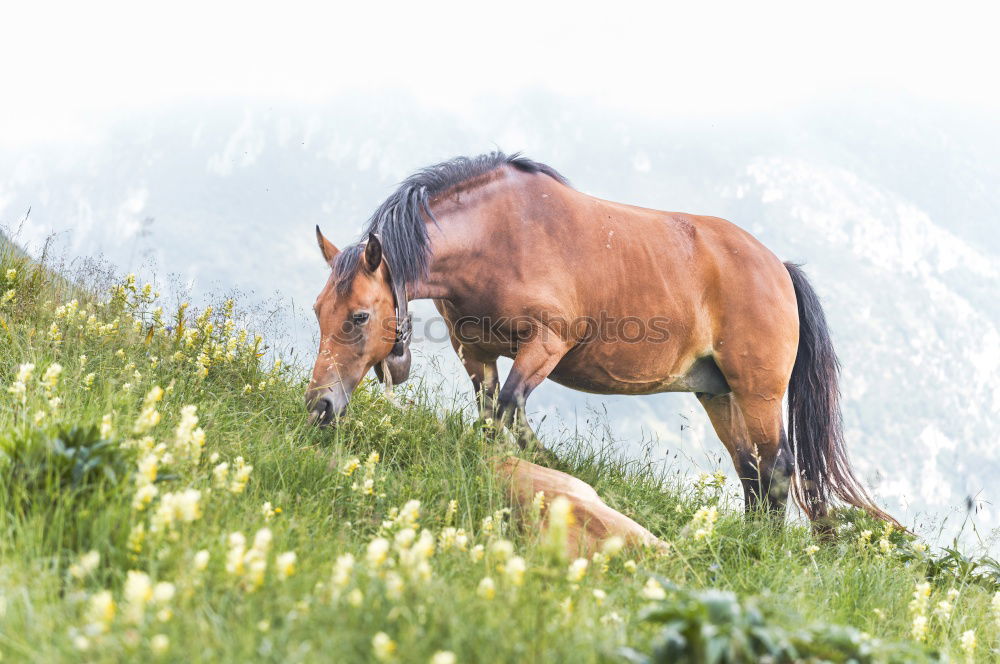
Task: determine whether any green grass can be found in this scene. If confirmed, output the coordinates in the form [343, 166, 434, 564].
[0, 237, 997, 663]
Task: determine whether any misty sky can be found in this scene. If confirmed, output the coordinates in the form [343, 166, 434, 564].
[3, 1, 999, 146]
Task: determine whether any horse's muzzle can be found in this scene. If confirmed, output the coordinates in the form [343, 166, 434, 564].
[306, 390, 348, 427]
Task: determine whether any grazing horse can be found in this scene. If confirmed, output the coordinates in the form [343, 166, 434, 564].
[307, 152, 891, 522]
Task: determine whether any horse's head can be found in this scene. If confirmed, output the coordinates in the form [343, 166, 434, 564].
[307, 226, 406, 426]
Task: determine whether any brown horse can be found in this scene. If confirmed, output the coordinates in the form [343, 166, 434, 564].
[307, 152, 891, 523]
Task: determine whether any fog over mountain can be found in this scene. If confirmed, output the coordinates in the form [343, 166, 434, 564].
[3, 92, 997, 551]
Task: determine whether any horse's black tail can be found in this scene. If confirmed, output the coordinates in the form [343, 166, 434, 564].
[784, 263, 897, 525]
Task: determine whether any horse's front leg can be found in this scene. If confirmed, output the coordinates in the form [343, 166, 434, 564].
[456, 347, 500, 421]
[496, 330, 571, 453]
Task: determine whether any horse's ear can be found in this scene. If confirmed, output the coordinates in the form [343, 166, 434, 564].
[364, 233, 383, 272]
[316, 226, 339, 266]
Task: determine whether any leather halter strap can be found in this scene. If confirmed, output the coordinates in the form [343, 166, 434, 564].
[378, 243, 411, 357]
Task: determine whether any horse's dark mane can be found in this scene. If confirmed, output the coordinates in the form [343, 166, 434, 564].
[331, 152, 568, 292]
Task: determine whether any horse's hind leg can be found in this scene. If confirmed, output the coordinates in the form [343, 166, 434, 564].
[697, 392, 792, 514]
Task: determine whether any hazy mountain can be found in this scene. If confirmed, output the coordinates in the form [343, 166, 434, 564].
[2, 92, 997, 551]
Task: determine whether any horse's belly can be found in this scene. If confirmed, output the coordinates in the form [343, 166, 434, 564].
[547, 345, 729, 396]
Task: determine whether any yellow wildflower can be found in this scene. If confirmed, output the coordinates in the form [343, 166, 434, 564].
[544, 496, 574, 560]
[243, 545, 269, 591]
[958, 629, 975, 660]
[123, 571, 153, 624]
[193, 550, 210, 572]
[601, 536, 625, 557]
[567, 557, 589, 583]
[395, 527, 417, 549]
[48, 321, 63, 344]
[430, 652, 456, 664]
[505, 556, 526, 587]
[276, 552, 297, 580]
[150, 488, 202, 531]
[689, 505, 719, 541]
[68, 550, 101, 580]
[910, 581, 931, 615]
[438, 527, 458, 551]
[341, 458, 361, 476]
[490, 539, 514, 562]
[132, 483, 158, 511]
[385, 571, 405, 599]
[100, 414, 113, 438]
[150, 633, 170, 655]
[397, 500, 421, 529]
[133, 386, 164, 434]
[444, 498, 458, 526]
[476, 577, 496, 600]
[174, 405, 204, 462]
[127, 524, 146, 555]
[331, 553, 355, 589]
[86, 590, 116, 632]
[152, 582, 175, 605]
[367, 538, 391, 568]
[226, 533, 247, 575]
[641, 577, 666, 601]
[531, 490, 545, 516]
[14, 362, 34, 383]
[137, 453, 158, 485]
[41, 363, 63, 393]
[591, 551, 608, 575]
[7, 362, 34, 404]
[372, 632, 396, 661]
[213, 461, 229, 487]
[229, 456, 253, 493]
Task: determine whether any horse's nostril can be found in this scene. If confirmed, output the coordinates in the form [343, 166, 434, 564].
[311, 396, 331, 424]
[308, 395, 344, 427]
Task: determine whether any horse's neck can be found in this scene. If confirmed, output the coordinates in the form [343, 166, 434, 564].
[407, 172, 538, 301]
[405, 229, 470, 301]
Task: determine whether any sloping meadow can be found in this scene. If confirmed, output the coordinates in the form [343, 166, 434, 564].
[0, 239, 997, 662]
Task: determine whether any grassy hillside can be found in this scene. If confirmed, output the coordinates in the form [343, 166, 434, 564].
[0, 238, 997, 663]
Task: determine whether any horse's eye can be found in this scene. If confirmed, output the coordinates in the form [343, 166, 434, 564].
[351, 311, 370, 325]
